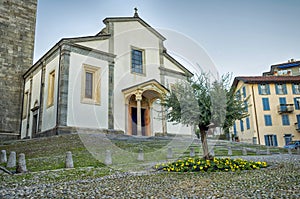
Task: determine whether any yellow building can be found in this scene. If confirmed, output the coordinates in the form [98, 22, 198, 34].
[232, 76, 300, 147]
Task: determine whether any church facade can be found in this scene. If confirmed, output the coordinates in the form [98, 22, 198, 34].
[21, 11, 194, 138]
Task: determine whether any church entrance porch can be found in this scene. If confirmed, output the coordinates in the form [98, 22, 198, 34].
[122, 80, 168, 136]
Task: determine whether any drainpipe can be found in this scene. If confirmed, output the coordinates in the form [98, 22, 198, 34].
[252, 85, 261, 145]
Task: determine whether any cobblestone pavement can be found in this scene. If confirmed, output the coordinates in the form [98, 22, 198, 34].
[0, 154, 299, 198]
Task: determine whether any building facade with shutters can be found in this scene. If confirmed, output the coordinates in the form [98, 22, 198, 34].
[232, 75, 300, 147]
[20, 11, 194, 139]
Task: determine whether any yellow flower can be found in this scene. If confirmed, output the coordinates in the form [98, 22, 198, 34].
[200, 166, 203, 170]
[193, 165, 197, 169]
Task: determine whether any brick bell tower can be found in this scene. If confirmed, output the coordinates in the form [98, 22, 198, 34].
[0, 0, 37, 141]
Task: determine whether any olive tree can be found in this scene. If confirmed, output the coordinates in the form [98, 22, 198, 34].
[163, 73, 247, 160]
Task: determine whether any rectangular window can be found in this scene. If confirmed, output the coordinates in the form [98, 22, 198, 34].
[81, 64, 101, 105]
[264, 115, 272, 126]
[258, 84, 270, 95]
[281, 115, 290, 126]
[240, 120, 244, 132]
[235, 90, 241, 101]
[246, 117, 250, 129]
[264, 135, 278, 146]
[275, 83, 287, 95]
[233, 123, 237, 136]
[47, 70, 55, 107]
[292, 83, 300, 94]
[294, 97, 300, 110]
[22, 91, 29, 119]
[131, 48, 144, 74]
[296, 115, 300, 130]
[279, 97, 287, 112]
[242, 86, 246, 98]
[262, 98, 270, 111]
[244, 101, 248, 112]
[85, 72, 93, 99]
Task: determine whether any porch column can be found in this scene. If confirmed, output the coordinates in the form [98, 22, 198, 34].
[135, 90, 143, 136]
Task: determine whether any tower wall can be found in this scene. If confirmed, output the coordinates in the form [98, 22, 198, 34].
[0, 0, 37, 141]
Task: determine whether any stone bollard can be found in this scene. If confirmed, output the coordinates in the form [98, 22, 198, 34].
[16, 153, 27, 173]
[7, 151, 16, 168]
[266, 147, 271, 155]
[297, 147, 300, 155]
[167, 147, 173, 159]
[0, 150, 7, 163]
[288, 148, 292, 155]
[242, 147, 247, 156]
[137, 148, 144, 161]
[256, 148, 260, 155]
[210, 148, 215, 157]
[228, 146, 232, 156]
[65, 151, 74, 168]
[105, 150, 112, 165]
[190, 147, 195, 157]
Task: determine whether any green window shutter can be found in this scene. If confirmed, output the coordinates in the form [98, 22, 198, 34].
[246, 117, 250, 129]
[243, 86, 246, 98]
[275, 84, 279, 94]
[292, 84, 296, 94]
[266, 84, 270, 94]
[283, 84, 287, 94]
[294, 98, 299, 110]
[264, 135, 269, 146]
[262, 98, 270, 111]
[273, 135, 278, 146]
[258, 84, 262, 95]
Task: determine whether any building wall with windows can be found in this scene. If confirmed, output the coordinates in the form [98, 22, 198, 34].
[232, 76, 300, 147]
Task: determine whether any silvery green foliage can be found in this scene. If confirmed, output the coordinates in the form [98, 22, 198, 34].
[163, 73, 247, 133]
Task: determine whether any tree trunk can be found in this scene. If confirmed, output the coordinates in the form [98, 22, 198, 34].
[199, 125, 210, 160]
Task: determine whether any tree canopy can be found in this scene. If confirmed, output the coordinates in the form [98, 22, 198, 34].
[162, 73, 247, 159]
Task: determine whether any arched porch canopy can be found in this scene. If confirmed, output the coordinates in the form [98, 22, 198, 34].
[122, 79, 169, 102]
[122, 79, 169, 136]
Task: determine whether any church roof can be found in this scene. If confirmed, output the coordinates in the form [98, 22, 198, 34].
[99, 8, 166, 41]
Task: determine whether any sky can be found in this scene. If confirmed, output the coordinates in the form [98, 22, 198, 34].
[34, 0, 300, 77]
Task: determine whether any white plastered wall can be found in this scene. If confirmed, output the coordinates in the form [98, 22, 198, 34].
[21, 70, 42, 138]
[75, 39, 108, 52]
[41, 56, 59, 131]
[112, 21, 162, 132]
[67, 52, 109, 129]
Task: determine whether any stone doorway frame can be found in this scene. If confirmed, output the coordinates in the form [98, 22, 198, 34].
[122, 79, 169, 136]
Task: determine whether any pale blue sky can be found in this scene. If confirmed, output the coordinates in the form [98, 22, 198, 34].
[34, 0, 300, 77]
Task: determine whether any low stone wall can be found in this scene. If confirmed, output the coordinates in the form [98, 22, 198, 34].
[0, 134, 20, 144]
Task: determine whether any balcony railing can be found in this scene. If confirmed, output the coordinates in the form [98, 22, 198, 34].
[277, 104, 294, 114]
[295, 123, 300, 132]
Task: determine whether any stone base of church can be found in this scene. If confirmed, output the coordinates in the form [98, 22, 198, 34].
[0, 134, 20, 144]
[32, 126, 125, 139]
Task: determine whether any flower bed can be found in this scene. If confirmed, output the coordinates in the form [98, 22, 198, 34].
[155, 157, 268, 172]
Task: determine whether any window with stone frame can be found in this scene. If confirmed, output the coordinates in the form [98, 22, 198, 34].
[81, 64, 101, 105]
[22, 91, 29, 119]
[131, 47, 144, 74]
[47, 70, 55, 107]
